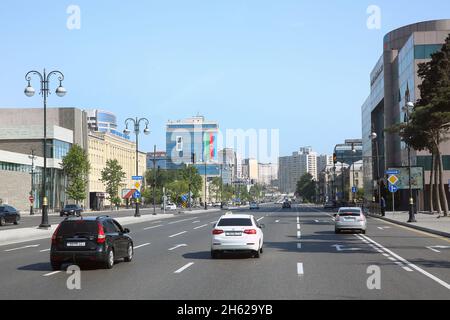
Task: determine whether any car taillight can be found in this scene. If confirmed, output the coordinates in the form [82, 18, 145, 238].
[212, 229, 224, 235]
[97, 223, 106, 244]
[244, 229, 257, 235]
[51, 225, 60, 245]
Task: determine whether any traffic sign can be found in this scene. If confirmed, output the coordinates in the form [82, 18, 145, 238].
[132, 176, 143, 181]
[134, 181, 142, 189]
[352, 187, 357, 193]
[389, 184, 399, 193]
[28, 195, 34, 203]
[386, 170, 400, 175]
[133, 190, 141, 198]
[388, 175, 399, 185]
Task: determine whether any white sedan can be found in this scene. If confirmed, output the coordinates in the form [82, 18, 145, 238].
[161, 202, 177, 210]
[211, 213, 264, 259]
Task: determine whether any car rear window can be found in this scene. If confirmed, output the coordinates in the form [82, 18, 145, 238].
[339, 211, 361, 217]
[217, 218, 253, 227]
[57, 221, 98, 236]
[65, 205, 78, 209]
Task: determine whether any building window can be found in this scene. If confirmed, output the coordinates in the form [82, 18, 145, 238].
[414, 44, 442, 60]
[176, 136, 183, 152]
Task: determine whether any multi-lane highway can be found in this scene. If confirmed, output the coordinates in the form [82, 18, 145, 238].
[1, 204, 450, 300]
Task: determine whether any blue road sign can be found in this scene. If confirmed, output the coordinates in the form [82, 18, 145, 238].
[181, 194, 188, 202]
[132, 176, 143, 180]
[133, 190, 141, 198]
[352, 187, 358, 193]
[386, 170, 400, 175]
[388, 184, 398, 193]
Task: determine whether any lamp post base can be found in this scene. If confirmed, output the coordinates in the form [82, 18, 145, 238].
[30, 206, 34, 216]
[134, 204, 141, 217]
[407, 207, 417, 223]
[39, 205, 50, 228]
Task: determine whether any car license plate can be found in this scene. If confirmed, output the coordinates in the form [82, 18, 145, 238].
[66, 242, 86, 247]
[226, 232, 242, 236]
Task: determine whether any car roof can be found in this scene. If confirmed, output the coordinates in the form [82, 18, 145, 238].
[219, 214, 253, 219]
[63, 215, 111, 222]
[338, 207, 362, 211]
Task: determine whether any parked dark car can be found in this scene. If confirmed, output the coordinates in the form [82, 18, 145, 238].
[50, 216, 133, 270]
[0, 205, 21, 226]
[60, 204, 83, 217]
[282, 201, 291, 209]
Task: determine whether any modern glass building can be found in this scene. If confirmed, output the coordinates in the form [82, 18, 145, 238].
[361, 19, 450, 210]
[87, 109, 130, 140]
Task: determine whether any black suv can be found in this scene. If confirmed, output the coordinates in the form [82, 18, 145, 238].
[282, 201, 291, 209]
[60, 204, 83, 217]
[50, 216, 133, 270]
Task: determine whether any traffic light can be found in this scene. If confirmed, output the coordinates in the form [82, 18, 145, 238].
[333, 153, 337, 164]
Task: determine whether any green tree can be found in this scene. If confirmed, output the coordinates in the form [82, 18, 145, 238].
[296, 173, 317, 203]
[209, 177, 222, 203]
[61, 144, 90, 205]
[100, 159, 126, 210]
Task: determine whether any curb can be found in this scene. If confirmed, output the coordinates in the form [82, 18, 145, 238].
[368, 213, 450, 239]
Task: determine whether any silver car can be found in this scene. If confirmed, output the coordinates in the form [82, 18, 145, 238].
[334, 207, 367, 234]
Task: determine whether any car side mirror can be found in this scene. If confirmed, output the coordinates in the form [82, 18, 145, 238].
[123, 228, 130, 234]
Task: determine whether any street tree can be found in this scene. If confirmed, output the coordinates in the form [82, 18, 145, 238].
[100, 159, 126, 210]
[61, 144, 90, 205]
[296, 173, 317, 203]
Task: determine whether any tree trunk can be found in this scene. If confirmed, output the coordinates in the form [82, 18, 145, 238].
[438, 147, 449, 216]
[434, 152, 442, 215]
[429, 152, 434, 213]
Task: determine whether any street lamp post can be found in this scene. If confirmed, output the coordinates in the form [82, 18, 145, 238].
[370, 133, 382, 215]
[204, 161, 207, 210]
[403, 101, 417, 223]
[29, 150, 37, 215]
[25, 69, 66, 228]
[124, 117, 150, 217]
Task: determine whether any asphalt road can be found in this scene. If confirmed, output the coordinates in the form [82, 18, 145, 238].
[1, 204, 450, 300]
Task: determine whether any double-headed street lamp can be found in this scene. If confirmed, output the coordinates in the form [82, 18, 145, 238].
[403, 101, 417, 223]
[124, 117, 150, 217]
[24, 69, 66, 228]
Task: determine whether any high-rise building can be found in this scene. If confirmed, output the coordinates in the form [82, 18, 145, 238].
[218, 148, 236, 185]
[361, 19, 450, 210]
[243, 158, 259, 183]
[278, 147, 318, 194]
[86, 109, 130, 140]
[317, 155, 333, 174]
[258, 163, 278, 186]
[146, 151, 168, 170]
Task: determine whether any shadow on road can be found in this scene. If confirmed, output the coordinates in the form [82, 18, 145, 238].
[183, 251, 256, 260]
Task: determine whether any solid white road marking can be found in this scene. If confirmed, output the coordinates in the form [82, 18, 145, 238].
[332, 244, 362, 252]
[40, 249, 51, 252]
[169, 231, 187, 238]
[43, 271, 61, 277]
[144, 224, 163, 230]
[174, 262, 194, 274]
[257, 217, 264, 222]
[5, 244, 40, 252]
[169, 244, 187, 251]
[275, 220, 280, 223]
[297, 263, 304, 276]
[360, 234, 450, 290]
[194, 224, 208, 230]
[192, 221, 201, 224]
[134, 243, 151, 249]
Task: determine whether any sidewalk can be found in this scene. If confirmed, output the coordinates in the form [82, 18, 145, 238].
[0, 208, 221, 247]
[368, 211, 450, 238]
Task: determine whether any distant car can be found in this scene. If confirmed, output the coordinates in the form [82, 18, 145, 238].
[249, 202, 260, 210]
[0, 205, 20, 226]
[335, 207, 367, 234]
[211, 214, 264, 258]
[50, 215, 133, 270]
[282, 201, 291, 209]
[60, 204, 83, 217]
[324, 201, 336, 210]
[162, 202, 177, 210]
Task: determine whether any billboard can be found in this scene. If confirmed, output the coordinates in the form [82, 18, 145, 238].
[387, 167, 424, 190]
[203, 132, 217, 162]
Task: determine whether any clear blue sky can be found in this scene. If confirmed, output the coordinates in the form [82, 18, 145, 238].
[1, 0, 449, 158]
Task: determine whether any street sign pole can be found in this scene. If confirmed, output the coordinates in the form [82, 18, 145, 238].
[392, 191, 395, 215]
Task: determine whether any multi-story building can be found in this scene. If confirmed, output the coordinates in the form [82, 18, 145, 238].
[218, 148, 236, 185]
[317, 155, 333, 174]
[242, 158, 259, 183]
[0, 107, 88, 211]
[278, 147, 318, 194]
[258, 163, 278, 186]
[88, 131, 146, 210]
[361, 19, 450, 210]
[87, 109, 130, 140]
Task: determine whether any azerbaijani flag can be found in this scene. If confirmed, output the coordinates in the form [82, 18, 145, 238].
[203, 133, 217, 162]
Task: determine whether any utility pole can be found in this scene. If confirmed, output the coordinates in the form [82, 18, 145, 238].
[152, 145, 156, 215]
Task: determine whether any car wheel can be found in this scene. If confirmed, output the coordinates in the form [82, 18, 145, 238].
[361, 230, 366, 235]
[124, 243, 133, 262]
[254, 250, 260, 258]
[335, 229, 340, 234]
[104, 249, 115, 269]
[51, 261, 61, 271]
[0, 217, 5, 226]
[13, 219, 19, 225]
[259, 245, 263, 254]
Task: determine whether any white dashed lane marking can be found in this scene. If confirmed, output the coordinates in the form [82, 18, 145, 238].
[174, 262, 194, 274]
